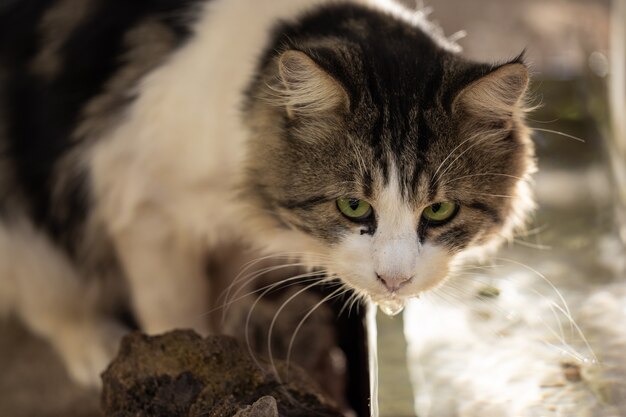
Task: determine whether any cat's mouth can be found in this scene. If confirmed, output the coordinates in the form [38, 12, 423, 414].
[371, 296, 406, 316]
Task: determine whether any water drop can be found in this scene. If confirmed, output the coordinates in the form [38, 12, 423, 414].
[377, 298, 405, 316]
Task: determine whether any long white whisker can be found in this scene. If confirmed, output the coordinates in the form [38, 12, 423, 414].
[338, 288, 359, 317]
[526, 117, 559, 124]
[220, 252, 331, 306]
[529, 287, 567, 344]
[285, 286, 348, 381]
[222, 262, 319, 322]
[532, 127, 586, 143]
[436, 134, 495, 183]
[442, 172, 525, 186]
[514, 223, 549, 238]
[348, 291, 366, 317]
[431, 135, 478, 182]
[208, 274, 323, 320]
[538, 297, 598, 363]
[494, 257, 598, 363]
[512, 238, 552, 251]
[494, 257, 571, 325]
[267, 278, 334, 383]
[458, 191, 516, 199]
[244, 270, 325, 373]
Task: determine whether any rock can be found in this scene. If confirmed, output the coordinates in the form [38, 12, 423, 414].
[232, 396, 278, 417]
[101, 330, 343, 417]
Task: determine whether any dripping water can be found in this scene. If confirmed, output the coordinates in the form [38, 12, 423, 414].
[367, 298, 406, 417]
[366, 301, 379, 417]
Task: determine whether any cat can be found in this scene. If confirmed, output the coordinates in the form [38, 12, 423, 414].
[0, 0, 535, 387]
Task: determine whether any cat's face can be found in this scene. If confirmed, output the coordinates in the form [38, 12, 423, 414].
[243, 5, 535, 305]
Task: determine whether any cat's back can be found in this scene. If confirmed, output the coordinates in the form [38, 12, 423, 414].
[0, 0, 202, 229]
[0, 0, 325, 202]
[0, 0, 200, 144]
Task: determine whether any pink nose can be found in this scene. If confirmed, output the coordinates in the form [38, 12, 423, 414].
[376, 273, 412, 292]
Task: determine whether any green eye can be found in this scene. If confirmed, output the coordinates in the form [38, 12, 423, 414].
[422, 201, 458, 224]
[337, 197, 373, 221]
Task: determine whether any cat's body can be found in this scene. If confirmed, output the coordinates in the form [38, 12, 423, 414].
[0, 0, 535, 386]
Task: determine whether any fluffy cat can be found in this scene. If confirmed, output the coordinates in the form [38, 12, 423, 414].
[0, 0, 535, 386]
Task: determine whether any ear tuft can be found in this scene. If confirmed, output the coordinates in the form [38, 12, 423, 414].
[453, 63, 529, 119]
[272, 50, 349, 118]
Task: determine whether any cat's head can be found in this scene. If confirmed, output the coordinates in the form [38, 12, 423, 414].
[242, 4, 535, 306]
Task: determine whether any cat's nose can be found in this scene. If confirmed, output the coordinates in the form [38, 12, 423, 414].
[376, 273, 412, 292]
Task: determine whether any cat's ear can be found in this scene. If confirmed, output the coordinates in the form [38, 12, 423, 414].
[452, 62, 529, 120]
[273, 50, 350, 118]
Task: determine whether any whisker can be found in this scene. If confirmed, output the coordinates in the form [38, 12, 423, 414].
[532, 127, 586, 143]
[222, 262, 320, 322]
[511, 238, 552, 251]
[210, 274, 323, 319]
[451, 263, 502, 273]
[220, 251, 333, 307]
[349, 291, 367, 317]
[427, 289, 460, 310]
[530, 287, 568, 349]
[431, 135, 478, 182]
[442, 265, 599, 372]
[244, 270, 326, 373]
[219, 252, 331, 306]
[494, 257, 571, 323]
[539, 298, 598, 363]
[435, 134, 496, 183]
[526, 117, 560, 124]
[284, 286, 348, 381]
[458, 191, 516, 199]
[266, 279, 334, 383]
[442, 172, 525, 186]
[514, 223, 549, 238]
[440, 278, 585, 362]
[338, 289, 359, 317]
[494, 257, 598, 363]
[220, 253, 299, 305]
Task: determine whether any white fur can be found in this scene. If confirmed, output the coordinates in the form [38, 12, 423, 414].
[372, 168, 421, 286]
[0, 220, 124, 386]
[362, 0, 462, 52]
[326, 167, 452, 302]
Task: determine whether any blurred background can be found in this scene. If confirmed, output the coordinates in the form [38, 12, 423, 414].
[380, 0, 626, 416]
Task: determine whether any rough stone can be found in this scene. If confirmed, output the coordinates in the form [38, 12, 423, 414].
[232, 396, 278, 417]
[101, 330, 343, 417]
